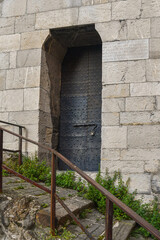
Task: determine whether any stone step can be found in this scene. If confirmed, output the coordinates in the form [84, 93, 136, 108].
[36, 196, 94, 227]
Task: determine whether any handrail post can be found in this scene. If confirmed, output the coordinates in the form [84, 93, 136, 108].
[51, 153, 56, 236]
[0, 130, 3, 193]
[105, 199, 113, 240]
[18, 127, 22, 166]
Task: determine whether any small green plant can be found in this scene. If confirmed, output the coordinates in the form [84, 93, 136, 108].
[86, 170, 160, 239]
[46, 228, 75, 240]
[14, 184, 24, 190]
[41, 203, 49, 208]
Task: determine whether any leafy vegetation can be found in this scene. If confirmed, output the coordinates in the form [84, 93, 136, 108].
[3, 154, 160, 239]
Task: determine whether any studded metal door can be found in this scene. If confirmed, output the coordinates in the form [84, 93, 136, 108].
[58, 45, 102, 171]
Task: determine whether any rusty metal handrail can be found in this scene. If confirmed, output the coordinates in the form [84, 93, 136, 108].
[0, 121, 24, 165]
[0, 127, 160, 240]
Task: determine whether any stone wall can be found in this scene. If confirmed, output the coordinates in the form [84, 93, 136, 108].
[0, 0, 160, 201]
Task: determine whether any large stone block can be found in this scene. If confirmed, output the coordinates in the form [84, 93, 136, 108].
[0, 17, 15, 35]
[120, 112, 149, 125]
[152, 175, 160, 193]
[146, 59, 160, 82]
[2, 0, 27, 17]
[101, 160, 144, 173]
[0, 34, 20, 52]
[25, 67, 41, 88]
[102, 112, 119, 126]
[6, 67, 41, 89]
[102, 126, 127, 148]
[142, 0, 160, 18]
[102, 98, 125, 112]
[150, 39, 160, 59]
[156, 96, 160, 110]
[122, 173, 151, 194]
[120, 148, 160, 161]
[78, 4, 111, 24]
[127, 19, 150, 40]
[102, 84, 129, 98]
[20, 30, 49, 50]
[128, 125, 160, 148]
[24, 88, 40, 110]
[103, 60, 146, 84]
[130, 82, 160, 96]
[101, 149, 120, 161]
[0, 70, 6, 90]
[151, 18, 160, 38]
[144, 160, 159, 173]
[2, 89, 23, 111]
[103, 40, 149, 62]
[6, 68, 26, 89]
[15, 14, 35, 33]
[27, 0, 81, 13]
[9, 51, 17, 69]
[0, 112, 9, 122]
[0, 52, 9, 69]
[126, 97, 155, 111]
[17, 49, 41, 67]
[35, 8, 79, 30]
[112, 0, 141, 20]
[96, 20, 127, 42]
[9, 111, 39, 125]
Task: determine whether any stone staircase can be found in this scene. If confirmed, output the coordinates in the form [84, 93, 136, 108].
[0, 176, 140, 239]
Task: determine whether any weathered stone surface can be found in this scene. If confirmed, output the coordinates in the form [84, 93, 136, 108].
[0, 112, 9, 122]
[144, 160, 159, 173]
[150, 39, 160, 59]
[151, 18, 160, 38]
[112, 0, 141, 20]
[113, 220, 136, 240]
[17, 49, 41, 67]
[102, 98, 125, 112]
[9, 111, 39, 125]
[78, 4, 111, 24]
[39, 88, 50, 113]
[128, 125, 160, 148]
[151, 41, 160, 64]
[127, 19, 150, 40]
[101, 160, 144, 173]
[96, 20, 127, 42]
[142, 0, 160, 18]
[103, 40, 149, 62]
[27, 0, 81, 13]
[15, 14, 35, 33]
[126, 97, 155, 111]
[103, 60, 146, 84]
[103, 84, 129, 98]
[130, 82, 160, 96]
[0, 70, 6, 90]
[120, 148, 160, 161]
[0, 34, 20, 52]
[24, 88, 40, 110]
[2, 89, 23, 111]
[120, 112, 151, 125]
[82, 0, 109, 5]
[152, 175, 160, 193]
[6, 68, 26, 89]
[122, 174, 151, 194]
[35, 8, 79, 29]
[102, 112, 119, 126]
[146, 59, 160, 82]
[25, 67, 41, 88]
[156, 96, 160, 110]
[0, 52, 9, 69]
[21, 30, 49, 50]
[0, 17, 15, 35]
[9, 51, 17, 69]
[2, 0, 27, 17]
[101, 149, 120, 161]
[102, 126, 127, 148]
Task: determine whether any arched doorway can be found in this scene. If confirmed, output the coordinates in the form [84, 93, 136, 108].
[41, 25, 102, 171]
